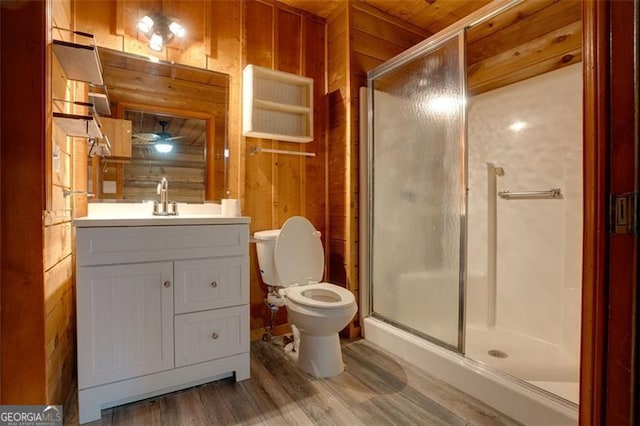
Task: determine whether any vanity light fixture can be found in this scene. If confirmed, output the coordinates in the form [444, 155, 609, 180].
[136, 12, 186, 52]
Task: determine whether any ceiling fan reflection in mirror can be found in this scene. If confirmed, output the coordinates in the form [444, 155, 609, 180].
[132, 120, 184, 153]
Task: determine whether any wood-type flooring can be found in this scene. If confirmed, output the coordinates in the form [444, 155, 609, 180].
[64, 338, 520, 425]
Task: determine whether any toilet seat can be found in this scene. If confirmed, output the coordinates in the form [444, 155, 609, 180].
[286, 283, 355, 310]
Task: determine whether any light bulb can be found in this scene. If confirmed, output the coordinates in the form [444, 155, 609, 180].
[509, 121, 527, 132]
[154, 143, 173, 153]
[169, 21, 186, 38]
[137, 15, 153, 34]
[149, 32, 163, 52]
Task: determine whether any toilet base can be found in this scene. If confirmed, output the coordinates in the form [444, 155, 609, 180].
[296, 332, 344, 378]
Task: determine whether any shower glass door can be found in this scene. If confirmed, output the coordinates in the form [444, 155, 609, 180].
[369, 33, 466, 350]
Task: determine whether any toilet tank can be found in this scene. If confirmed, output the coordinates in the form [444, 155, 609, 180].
[253, 229, 281, 286]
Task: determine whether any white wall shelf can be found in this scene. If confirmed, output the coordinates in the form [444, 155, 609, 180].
[88, 92, 111, 116]
[53, 112, 102, 139]
[243, 64, 313, 143]
[52, 39, 104, 86]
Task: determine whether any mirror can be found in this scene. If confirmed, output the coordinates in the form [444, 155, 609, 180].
[89, 48, 229, 203]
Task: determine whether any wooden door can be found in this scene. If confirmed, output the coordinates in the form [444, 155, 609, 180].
[77, 262, 174, 389]
[581, 0, 639, 424]
[604, 0, 639, 423]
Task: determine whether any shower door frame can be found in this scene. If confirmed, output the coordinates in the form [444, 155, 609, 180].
[361, 0, 522, 355]
[366, 32, 468, 353]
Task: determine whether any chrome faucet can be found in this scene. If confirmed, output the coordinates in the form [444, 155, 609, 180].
[153, 177, 178, 216]
[159, 177, 168, 208]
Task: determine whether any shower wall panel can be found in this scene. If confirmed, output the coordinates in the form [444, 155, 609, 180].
[466, 63, 583, 352]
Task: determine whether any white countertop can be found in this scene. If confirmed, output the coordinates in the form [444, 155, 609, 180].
[74, 201, 250, 227]
[74, 215, 251, 227]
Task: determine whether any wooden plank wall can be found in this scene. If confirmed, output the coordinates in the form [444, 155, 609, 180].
[327, 2, 428, 337]
[244, 0, 327, 337]
[327, 3, 350, 311]
[46, 0, 83, 405]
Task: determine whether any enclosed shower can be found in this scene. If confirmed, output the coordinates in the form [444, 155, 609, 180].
[362, 2, 582, 424]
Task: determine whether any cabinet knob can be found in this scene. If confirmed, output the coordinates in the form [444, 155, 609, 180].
[163, 280, 172, 288]
[211, 281, 218, 288]
[211, 332, 219, 340]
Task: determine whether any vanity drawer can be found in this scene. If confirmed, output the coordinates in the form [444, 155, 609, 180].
[174, 256, 249, 314]
[174, 305, 249, 368]
[77, 225, 249, 266]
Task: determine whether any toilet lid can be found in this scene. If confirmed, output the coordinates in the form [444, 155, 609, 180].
[274, 216, 324, 287]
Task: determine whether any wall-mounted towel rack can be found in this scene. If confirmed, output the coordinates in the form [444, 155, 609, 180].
[498, 188, 562, 200]
[250, 146, 315, 157]
[63, 189, 95, 198]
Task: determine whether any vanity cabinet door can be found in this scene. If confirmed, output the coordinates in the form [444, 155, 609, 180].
[77, 262, 174, 389]
[174, 257, 249, 314]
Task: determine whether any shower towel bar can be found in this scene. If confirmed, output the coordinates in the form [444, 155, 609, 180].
[250, 146, 315, 157]
[498, 188, 562, 200]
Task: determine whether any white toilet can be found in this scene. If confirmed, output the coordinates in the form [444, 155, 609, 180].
[254, 216, 357, 378]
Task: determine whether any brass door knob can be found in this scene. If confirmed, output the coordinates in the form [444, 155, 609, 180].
[211, 281, 218, 288]
[211, 332, 219, 340]
[163, 281, 172, 288]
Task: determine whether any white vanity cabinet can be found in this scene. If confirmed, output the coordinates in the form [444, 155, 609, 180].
[74, 218, 250, 424]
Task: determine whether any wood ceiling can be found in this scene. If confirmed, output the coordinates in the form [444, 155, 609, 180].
[278, 0, 582, 95]
[277, 0, 491, 35]
[466, 0, 582, 95]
